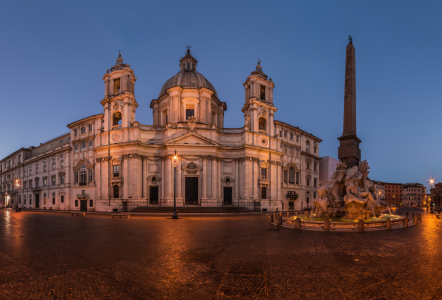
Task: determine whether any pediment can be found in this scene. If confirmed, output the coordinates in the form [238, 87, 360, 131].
[165, 132, 219, 146]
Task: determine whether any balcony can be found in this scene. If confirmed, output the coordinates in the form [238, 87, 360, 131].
[259, 179, 269, 185]
[110, 177, 123, 184]
[77, 193, 90, 200]
[31, 186, 42, 191]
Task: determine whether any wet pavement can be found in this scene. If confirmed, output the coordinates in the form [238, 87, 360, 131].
[0, 208, 441, 299]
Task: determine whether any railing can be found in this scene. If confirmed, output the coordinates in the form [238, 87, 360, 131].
[77, 193, 89, 199]
[218, 128, 244, 134]
[110, 177, 123, 183]
[31, 186, 42, 191]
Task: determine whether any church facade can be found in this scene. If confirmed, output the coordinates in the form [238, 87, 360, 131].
[0, 50, 321, 212]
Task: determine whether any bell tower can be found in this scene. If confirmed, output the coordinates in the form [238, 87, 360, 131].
[101, 53, 138, 131]
[241, 60, 276, 136]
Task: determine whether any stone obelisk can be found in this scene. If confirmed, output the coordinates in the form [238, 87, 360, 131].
[338, 36, 361, 168]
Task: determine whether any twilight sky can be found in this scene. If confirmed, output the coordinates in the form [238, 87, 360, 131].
[1, 0, 441, 190]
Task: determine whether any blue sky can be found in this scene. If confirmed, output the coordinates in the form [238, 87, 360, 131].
[1, 0, 441, 189]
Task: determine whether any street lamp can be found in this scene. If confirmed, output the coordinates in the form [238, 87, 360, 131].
[15, 179, 21, 212]
[172, 150, 179, 219]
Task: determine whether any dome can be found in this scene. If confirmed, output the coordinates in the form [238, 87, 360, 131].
[158, 49, 218, 99]
[159, 70, 218, 99]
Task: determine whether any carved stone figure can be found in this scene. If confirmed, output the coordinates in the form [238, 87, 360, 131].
[315, 159, 386, 220]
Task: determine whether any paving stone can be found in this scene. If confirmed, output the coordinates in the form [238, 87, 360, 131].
[0, 208, 440, 299]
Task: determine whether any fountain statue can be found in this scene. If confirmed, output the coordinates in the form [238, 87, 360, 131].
[313, 160, 386, 220]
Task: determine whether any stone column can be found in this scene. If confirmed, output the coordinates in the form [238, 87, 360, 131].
[202, 157, 207, 199]
[161, 157, 165, 203]
[177, 158, 182, 205]
[207, 157, 212, 198]
[234, 159, 239, 199]
[212, 158, 217, 203]
[96, 160, 101, 199]
[123, 156, 129, 199]
[166, 156, 172, 199]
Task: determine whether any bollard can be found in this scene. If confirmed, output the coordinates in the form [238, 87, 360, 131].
[277, 216, 282, 226]
[404, 217, 408, 227]
[386, 218, 391, 230]
[294, 218, 302, 229]
[413, 216, 417, 224]
[324, 219, 330, 231]
[358, 219, 364, 232]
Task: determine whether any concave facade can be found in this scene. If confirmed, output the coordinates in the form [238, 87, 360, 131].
[0, 50, 321, 212]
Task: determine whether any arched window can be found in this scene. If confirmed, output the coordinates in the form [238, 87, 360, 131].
[113, 112, 122, 126]
[289, 166, 295, 184]
[113, 78, 121, 94]
[79, 164, 87, 186]
[259, 117, 266, 131]
[113, 185, 119, 198]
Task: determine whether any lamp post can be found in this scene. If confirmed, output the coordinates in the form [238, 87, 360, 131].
[15, 179, 21, 212]
[172, 150, 178, 219]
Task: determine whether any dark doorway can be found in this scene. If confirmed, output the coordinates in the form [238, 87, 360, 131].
[289, 201, 294, 210]
[150, 186, 159, 204]
[35, 193, 40, 208]
[223, 187, 232, 205]
[185, 177, 198, 205]
[80, 200, 87, 211]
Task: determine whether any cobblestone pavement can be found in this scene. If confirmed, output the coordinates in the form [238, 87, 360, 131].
[0, 208, 441, 299]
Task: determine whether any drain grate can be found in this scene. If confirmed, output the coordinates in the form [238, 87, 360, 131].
[217, 262, 268, 298]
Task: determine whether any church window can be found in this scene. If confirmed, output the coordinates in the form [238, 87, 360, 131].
[186, 108, 195, 120]
[306, 161, 310, 169]
[43, 178, 47, 186]
[258, 117, 266, 131]
[187, 63, 190, 70]
[260, 85, 266, 101]
[79, 164, 87, 186]
[52, 162, 55, 170]
[74, 144, 78, 153]
[61, 161, 64, 168]
[314, 146, 317, 154]
[289, 167, 295, 184]
[279, 131, 282, 137]
[81, 142, 86, 151]
[261, 168, 267, 180]
[306, 178, 310, 187]
[290, 133, 293, 139]
[113, 165, 120, 177]
[113, 112, 122, 126]
[306, 141, 310, 153]
[113, 185, 120, 198]
[113, 78, 121, 94]
[89, 125, 92, 132]
[36, 167, 39, 174]
[89, 141, 93, 149]
[51, 176, 56, 186]
[88, 169, 93, 182]
[314, 178, 317, 187]
[283, 145, 287, 154]
[289, 146, 294, 156]
[81, 127, 86, 134]
[74, 129, 77, 136]
[296, 135, 299, 142]
[284, 131, 287, 137]
[283, 170, 288, 183]
[60, 175, 65, 184]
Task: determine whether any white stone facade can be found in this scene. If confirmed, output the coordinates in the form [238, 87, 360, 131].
[0, 51, 321, 212]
